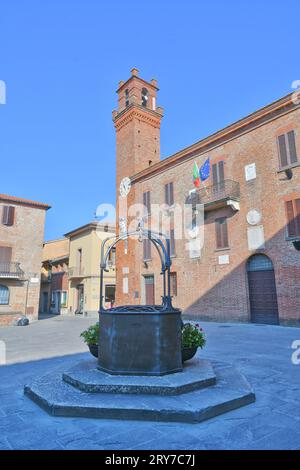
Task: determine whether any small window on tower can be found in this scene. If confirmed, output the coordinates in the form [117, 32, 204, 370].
[125, 89, 129, 107]
[141, 88, 149, 107]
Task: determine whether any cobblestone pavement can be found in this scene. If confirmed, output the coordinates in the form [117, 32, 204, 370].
[0, 316, 299, 450]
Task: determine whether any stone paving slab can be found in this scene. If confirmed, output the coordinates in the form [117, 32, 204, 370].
[62, 357, 216, 395]
[24, 362, 255, 423]
[1, 317, 300, 449]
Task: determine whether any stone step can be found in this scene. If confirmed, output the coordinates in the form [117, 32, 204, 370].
[62, 358, 216, 395]
[24, 361, 255, 424]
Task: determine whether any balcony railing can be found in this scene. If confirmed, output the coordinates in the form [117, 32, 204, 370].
[197, 179, 240, 211]
[68, 266, 85, 279]
[0, 262, 25, 279]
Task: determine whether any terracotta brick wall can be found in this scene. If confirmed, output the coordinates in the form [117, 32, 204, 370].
[115, 73, 300, 325]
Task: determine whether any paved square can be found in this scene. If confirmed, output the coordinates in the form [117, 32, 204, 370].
[0, 316, 300, 450]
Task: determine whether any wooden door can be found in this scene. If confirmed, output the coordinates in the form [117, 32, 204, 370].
[247, 255, 279, 325]
[145, 275, 155, 305]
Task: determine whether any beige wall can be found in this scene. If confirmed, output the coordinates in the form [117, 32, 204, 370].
[68, 225, 116, 315]
[42, 238, 69, 262]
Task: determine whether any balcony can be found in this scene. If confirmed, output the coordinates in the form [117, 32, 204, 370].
[197, 179, 240, 212]
[0, 262, 25, 279]
[68, 266, 85, 279]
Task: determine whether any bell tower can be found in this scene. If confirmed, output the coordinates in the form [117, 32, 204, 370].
[113, 68, 163, 305]
[113, 68, 163, 188]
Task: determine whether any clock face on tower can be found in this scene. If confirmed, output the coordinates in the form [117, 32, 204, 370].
[119, 177, 131, 197]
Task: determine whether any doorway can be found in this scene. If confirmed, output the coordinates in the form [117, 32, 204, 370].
[144, 275, 155, 305]
[42, 292, 49, 313]
[76, 284, 84, 314]
[247, 254, 279, 325]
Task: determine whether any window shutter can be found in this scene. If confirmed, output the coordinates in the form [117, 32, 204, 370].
[215, 219, 223, 249]
[285, 200, 297, 237]
[2, 206, 15, 226]
[8, 207, 15, 226]
[288, 131, 298, 164]
[218, 161, 225, 182]
[0, 246, 12, 263]
[221, 218, 229, 247]
[212, 163, 218, 186]
[170, 272, 177, 296]
[295, 198, 300, 236]
[165, 184, 169, 205]
[170, 229, 176, 256]
[2, 206, 9, 225]
[278, 134, 288, 167]
[143, 191, 151, 215]
[215, 218, 228, 248]
[143, 239, 151, 261]
[169, 182, 174, 206]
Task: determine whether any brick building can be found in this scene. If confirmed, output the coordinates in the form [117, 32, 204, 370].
[114, 69, 300, 325]
[0, 194, 50, 325]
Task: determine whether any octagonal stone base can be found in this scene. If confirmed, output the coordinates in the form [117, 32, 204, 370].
[24, 359, 255, 424]
[63, 358, 216, 395]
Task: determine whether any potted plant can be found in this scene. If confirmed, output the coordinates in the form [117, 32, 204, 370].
[181, 322, 206, 362]
[80, 321, 206, 363]
[80, 323, 99, 358]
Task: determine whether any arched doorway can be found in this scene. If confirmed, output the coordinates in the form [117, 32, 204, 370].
[247, 254, 279, 325]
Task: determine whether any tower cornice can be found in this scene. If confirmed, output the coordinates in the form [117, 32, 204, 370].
[113, 104, 163, 132]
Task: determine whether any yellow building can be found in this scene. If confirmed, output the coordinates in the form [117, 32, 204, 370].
[64, 222, 116, 316]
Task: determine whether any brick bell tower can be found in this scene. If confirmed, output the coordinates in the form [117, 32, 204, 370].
[113, 68, 163, 305]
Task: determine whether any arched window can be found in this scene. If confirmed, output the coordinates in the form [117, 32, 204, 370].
[0, 285, 9, 305]
[141, 88, 149, 107]
[125, 89, 129, 107]
[246, 254, 274, 272]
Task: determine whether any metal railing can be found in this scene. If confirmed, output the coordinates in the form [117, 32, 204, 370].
[0, 262, 24, 279]
[198, 179, 240, 205]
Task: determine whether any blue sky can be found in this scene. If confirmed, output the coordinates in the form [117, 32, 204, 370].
[0, 0, 299, 240]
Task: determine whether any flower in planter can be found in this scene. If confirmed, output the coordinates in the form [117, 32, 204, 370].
[80, 323, 99, 346]
[182, 322, 206, 349]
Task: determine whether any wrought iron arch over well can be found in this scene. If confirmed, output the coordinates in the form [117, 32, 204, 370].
[98, 228, 183, 376]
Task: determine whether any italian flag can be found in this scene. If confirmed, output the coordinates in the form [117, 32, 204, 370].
[193, 162, 200, 188]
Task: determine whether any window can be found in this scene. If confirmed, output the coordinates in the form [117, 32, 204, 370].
[105, 285, 116, 303]
[143, 238, 151, 261]
[77, 249, 82, 272]
[215, 217, 229, 249]
[278, 131, 298, 168]
[212, 161, 225, 186]
[0, 285, 9, 305]
[165, 182, 174, 206]
[108, 247, 116, 266]
[125, 89, 129, 107]
[61, 291, 68, 307]
[170, 272, 177, 297]
[0, 246, 12, 266]
[2, 206, 15, 226]
[141, 88, 148, 107]
[170, 228, 176, 257]
[285, 198, 300, 238]
[143, 191, 151, 216]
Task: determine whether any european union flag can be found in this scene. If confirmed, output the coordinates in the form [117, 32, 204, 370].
[199, 158, 210, 182]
